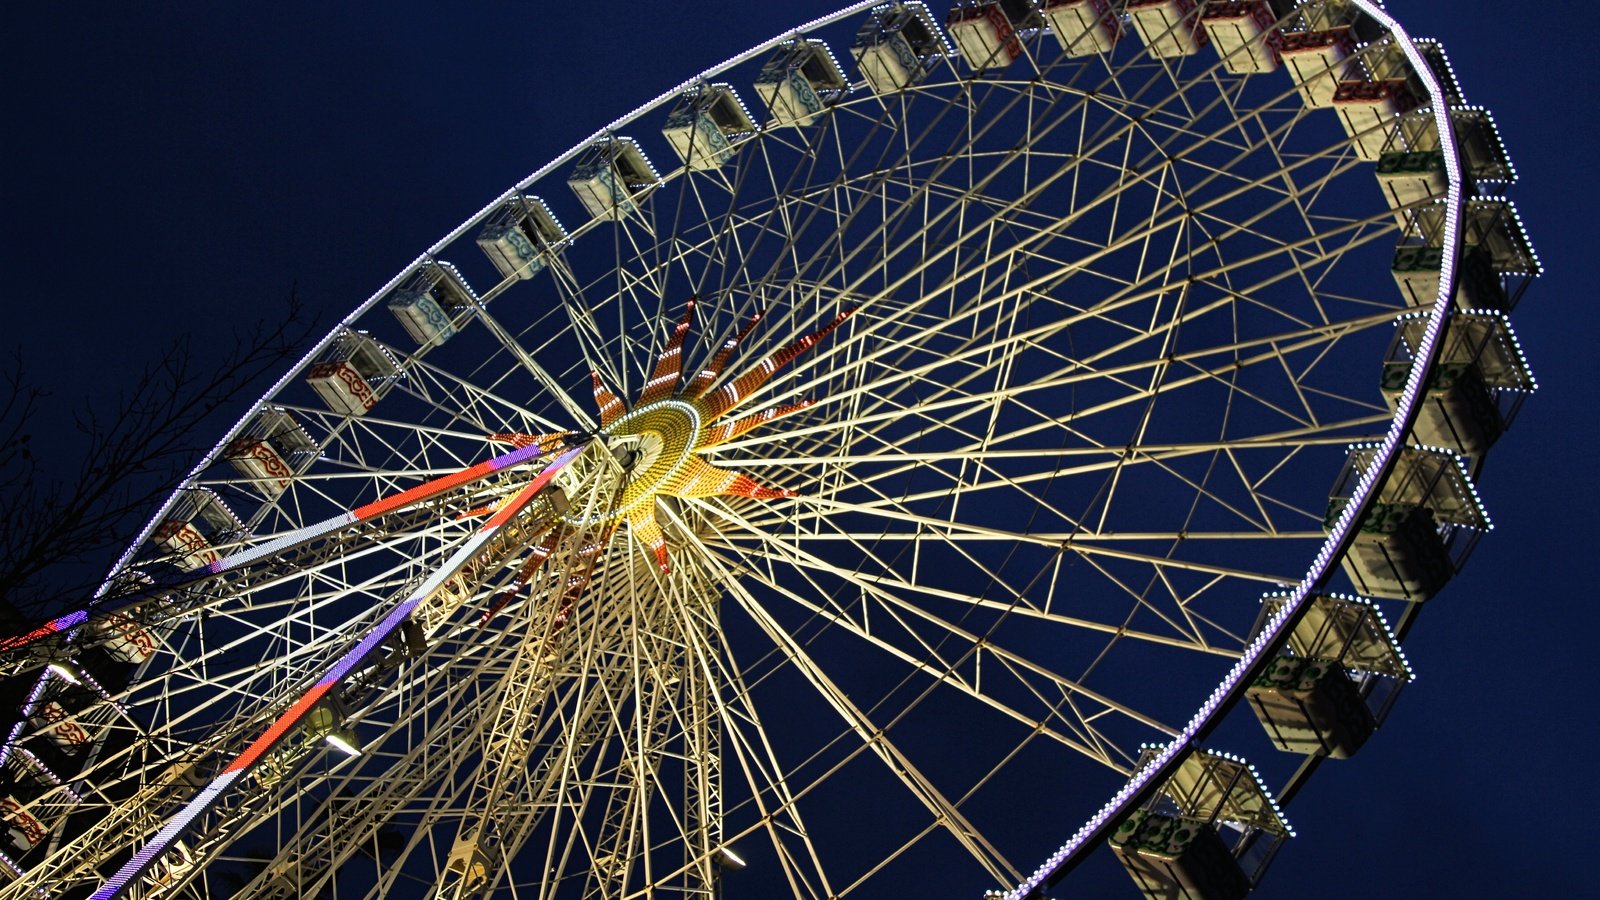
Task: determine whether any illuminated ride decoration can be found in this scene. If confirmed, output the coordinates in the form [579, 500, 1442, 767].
[481, 299, 853, 573]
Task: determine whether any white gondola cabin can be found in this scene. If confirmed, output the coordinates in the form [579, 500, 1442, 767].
[1332, 79, 1419, 159]
[1249, 655, 1374, 757]
[1355, 34, 1415, 84]
[1392, 206, 1532, 312]
[1450, 107, 1515, 184]
[1393, 104, 1518, 187]
[1460, 198, 1540, 280]
[306, 330, 403, 417]
[1112, 809, 1251, 900]
[946, 0, 1034, 70]
[663, 83, 756, 170]
[476, 194, 567, 280]
[754, 40, 848, 127]
[225, 406, 318, 500]
[1412, 39, 1464, 105]
[1390, 242, 1447, 308]
[1385, 360, 1502, 459]
[1201, 1, 1280, 73]
[1111, 747, 1291, 900]
[1332, 499, 1452, 601]
[852, 2, 950, 94]
[30, 677, 102, 754]
[387, 261, 479, 348]
[1042, 0, 1121, 57]
[1374, 149, 1447, 225]
[567, 137, 661, 221]
[1382, 310, 1535, 459]
[1278, 27, 1355, 107]
[86, 570, 163, 664]
[0, 752, 93, 859]
[89, 607, 161, 665]
[150, 488, 246, 571]
[1127, 0, 1209, 59]
[0, 795, 48, 854]
[1325, 445, 1489, 602]
[1246, 594, 1413, 759]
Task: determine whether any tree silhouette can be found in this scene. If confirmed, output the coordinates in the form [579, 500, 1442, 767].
[0, 289, 317, 627]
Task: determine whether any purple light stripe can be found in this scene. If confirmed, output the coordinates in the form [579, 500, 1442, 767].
[90, 774, 240, 900]
[88, 445, 582, 899]
[1005, 2, 1467, 896]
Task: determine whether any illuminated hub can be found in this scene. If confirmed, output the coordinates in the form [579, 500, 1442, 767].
[596, 400, 703, 520]
[493, 299, 853, 571]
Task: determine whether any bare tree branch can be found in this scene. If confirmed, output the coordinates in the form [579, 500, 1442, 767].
[0, 286, 318, 624]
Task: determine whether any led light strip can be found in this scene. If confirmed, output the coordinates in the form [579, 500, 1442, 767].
[1005, 1, 1470, 895]
[89, 444, 583, 900]
[0, 440, 553, 658]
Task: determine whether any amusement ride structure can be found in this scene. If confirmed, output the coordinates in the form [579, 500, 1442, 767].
[0, 1, 1538, 897]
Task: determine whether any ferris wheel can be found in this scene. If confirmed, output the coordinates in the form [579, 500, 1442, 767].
[0, 1, 1538, 898]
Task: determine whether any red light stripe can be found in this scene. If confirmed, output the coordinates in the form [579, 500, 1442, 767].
[224, 682, 333, 774]
[354, 458, 498, 521]
[0, 622, 58, 653]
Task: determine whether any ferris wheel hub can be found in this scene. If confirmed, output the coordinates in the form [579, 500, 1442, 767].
[596, 399, 704, 521]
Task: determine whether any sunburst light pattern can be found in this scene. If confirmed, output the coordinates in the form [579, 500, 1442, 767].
[488, 299, 853, 572]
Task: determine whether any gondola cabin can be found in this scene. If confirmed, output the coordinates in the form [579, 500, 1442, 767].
[476, 195, 568, 280]
[387, 261, 479, 348]
[1375, 150, 1448, 226]
[662, 84, 756, 170]
[1042, 0, 1121, 57]
[567, 137, 661, 221]
[946, 0, 1033, 70]
[89, 608, 160, 665]
[1112, 747, 1292, 899]
[754, 40, 848, 127]
[1460, 198, 1539, 287]
[1392, 240, 1520, 313]
[1279, 27, 1355, 107]
[1201, 1, 1280, 73]
[87, 570, 163, 665]
[1332, 79, 1419, 159]
[1381, 311, 1535, 459]
[30, 676, 102, 755]
[1112, 809, 1251, 900]
[1249, 655, 1375, 758]
[1451, 107, 1515, 184]
[0, 795, 47, 854]
[851, 2, 949, 94]
[306, 331, 403, 417]
[1246, 594, 1412, 759]
[150, 488, 246, 571]
[1324, 445, 1489, 602]
[225, 406, 318, 500]
[1127, 0, 1209, 58]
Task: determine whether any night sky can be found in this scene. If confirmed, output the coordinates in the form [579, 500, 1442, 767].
[3, 1, 1592, 896]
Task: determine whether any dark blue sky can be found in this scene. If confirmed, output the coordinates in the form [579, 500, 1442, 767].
[3, 1, 1591, 896]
